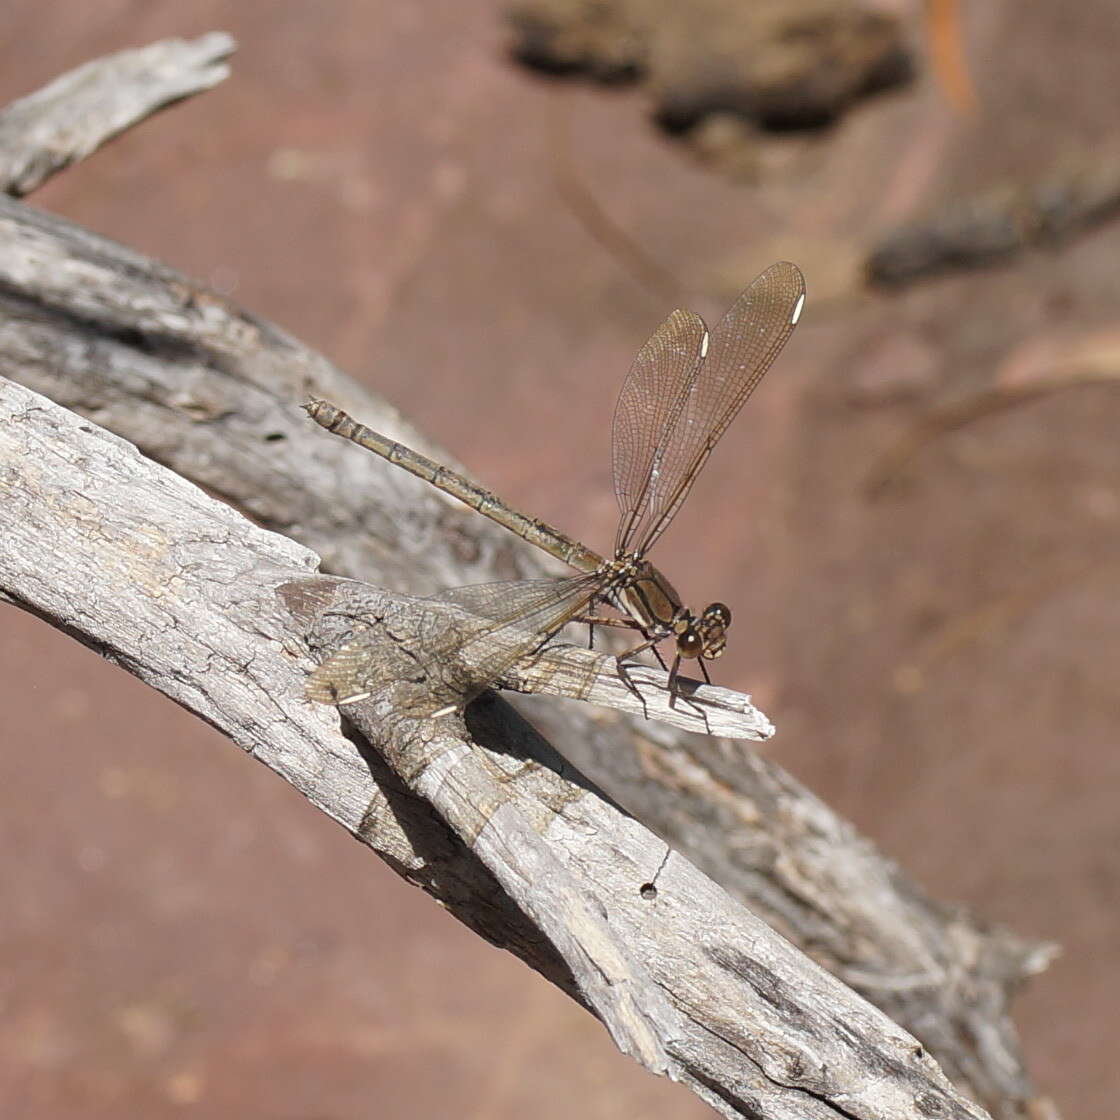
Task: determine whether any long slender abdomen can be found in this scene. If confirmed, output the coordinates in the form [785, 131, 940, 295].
[305, 398, 602, 573]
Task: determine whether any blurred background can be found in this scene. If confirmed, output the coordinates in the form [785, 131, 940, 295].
[1, 2, 1117, 1117]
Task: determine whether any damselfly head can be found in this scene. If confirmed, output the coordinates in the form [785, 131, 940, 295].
[673, 602, 731, 661]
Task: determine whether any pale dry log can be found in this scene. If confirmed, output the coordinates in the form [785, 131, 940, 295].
[0, 38, 1059, 1120]
[0, 32, 235, 197]
[1, 379, 992, 1119]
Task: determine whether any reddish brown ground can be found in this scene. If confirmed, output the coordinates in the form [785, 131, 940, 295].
[1, 3, 1117, 1117]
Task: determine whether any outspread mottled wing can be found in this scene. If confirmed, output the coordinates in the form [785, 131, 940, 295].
[306, 573, 603, 706]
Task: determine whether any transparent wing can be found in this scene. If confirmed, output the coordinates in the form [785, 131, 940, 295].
[613, 261, 805, 556]
[306, 630, 386, 704]
[306, 573, 603, 705]
[436, 573, 602, 668]
[611, 307, 710, 554]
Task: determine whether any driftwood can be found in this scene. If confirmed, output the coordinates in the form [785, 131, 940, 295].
[866, 151, 1120, 286]
[0, 34, 1061, 1120]
[0, 32, 234, 197]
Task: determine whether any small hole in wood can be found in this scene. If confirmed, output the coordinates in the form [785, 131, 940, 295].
[639, 883, 657, 900]
[263, 432, 286, 442]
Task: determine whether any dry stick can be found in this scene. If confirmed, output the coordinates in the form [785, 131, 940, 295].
[548, 99, 685, 307]
[865, 372, 1120, 498]
[0, 32, 235, 197]
[0, 37, 1059, 1120]
[1, 378, 991, 1119]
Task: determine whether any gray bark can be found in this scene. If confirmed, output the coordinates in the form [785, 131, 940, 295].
[0, 32, 234, 197]
[0, 34, 1060, 1120]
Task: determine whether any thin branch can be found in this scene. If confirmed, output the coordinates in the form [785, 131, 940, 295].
[867, 151, 1120, 286]
[0, 32, 235, 197]
[508, 648, 776, 738]
[865, 370, 1120, 497]
[548, 99, 684, 306]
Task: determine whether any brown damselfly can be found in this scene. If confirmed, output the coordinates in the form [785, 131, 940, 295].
[304, 261, 805, 710]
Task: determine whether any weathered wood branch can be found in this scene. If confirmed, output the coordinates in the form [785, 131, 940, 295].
[0, 378, 991, 1118]
[0, 32, 235, 197]
[0, 37, 1059, 1120]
